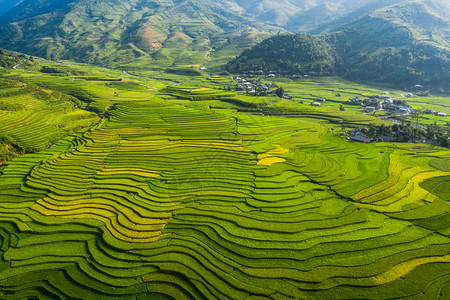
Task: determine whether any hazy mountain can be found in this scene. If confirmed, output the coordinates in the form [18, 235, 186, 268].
[225, 0, 391, 30]
[229, 0, 450, 88]
[0, 0, 24, 16]
[226, 0, 448, 34]
[315, 0, 449, 36]
[286, 0, 400, 32]
[342, 0, 450, 50]
[232, 0, 306, 27]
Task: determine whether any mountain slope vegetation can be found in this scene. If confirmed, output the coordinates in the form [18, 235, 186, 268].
[229, 0, 450, 89]
[1, 0, 448, 71]
[0, 0, 277, 66]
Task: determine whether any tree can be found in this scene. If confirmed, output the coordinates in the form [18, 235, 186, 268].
[275, 87, 285, 98]
[339, 104, 345, 111]
[368, 124, 377, 139]
[411, 109, 423, 125]
[392, 124, 399, 133]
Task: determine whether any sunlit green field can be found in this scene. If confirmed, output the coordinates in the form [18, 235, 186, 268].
[0, 61, 449, 299]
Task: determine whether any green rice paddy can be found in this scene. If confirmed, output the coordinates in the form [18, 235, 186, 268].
[0, 65, 449, 299]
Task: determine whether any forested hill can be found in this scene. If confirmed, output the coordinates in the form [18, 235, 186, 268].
[228, 0, 450, 90]
[228, 33, 349, 75]
[0, 48, 28, 69]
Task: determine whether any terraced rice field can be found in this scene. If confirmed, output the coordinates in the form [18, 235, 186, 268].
[0, 91, 449, 299]
[0, 81, 99, 153]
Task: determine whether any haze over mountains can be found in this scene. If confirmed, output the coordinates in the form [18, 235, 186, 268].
[0, 0, 23, 16]
[231, 0, 397, 31]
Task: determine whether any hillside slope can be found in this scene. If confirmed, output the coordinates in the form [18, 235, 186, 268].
[0, 0, 276, 66]
[229, 0, 450, 89]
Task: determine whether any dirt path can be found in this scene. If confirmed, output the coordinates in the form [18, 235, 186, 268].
[200, 39, 212, 67]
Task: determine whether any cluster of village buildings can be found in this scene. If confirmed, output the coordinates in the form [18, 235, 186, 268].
[346, 93, 448, 117]
[233, 76, 293, 99]
[231, 76, 448, 119]
[423, 109, 448, 117]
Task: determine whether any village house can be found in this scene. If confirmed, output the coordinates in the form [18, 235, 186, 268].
[363, 98, 380, 107]
[385, 104, 413, 114]
[347, 97, 363, 105]
[235, 84, 245, 91]
[399, 107, 410, 114]
[382, 98, 394, 105]
[351, 134, 371, 143]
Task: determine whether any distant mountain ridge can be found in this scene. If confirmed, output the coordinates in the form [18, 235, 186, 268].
[229, 0, 450, 89]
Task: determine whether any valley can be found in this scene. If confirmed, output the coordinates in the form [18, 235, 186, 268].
[0, 49, 449, 298]
[0, 0, 449, 299]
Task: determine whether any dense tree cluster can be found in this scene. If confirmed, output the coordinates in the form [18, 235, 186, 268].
[0, 48, 24, 68]
[228, 33, 344, 76]
[366, 123, 450, 148]
[0, 135, 36, 163]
